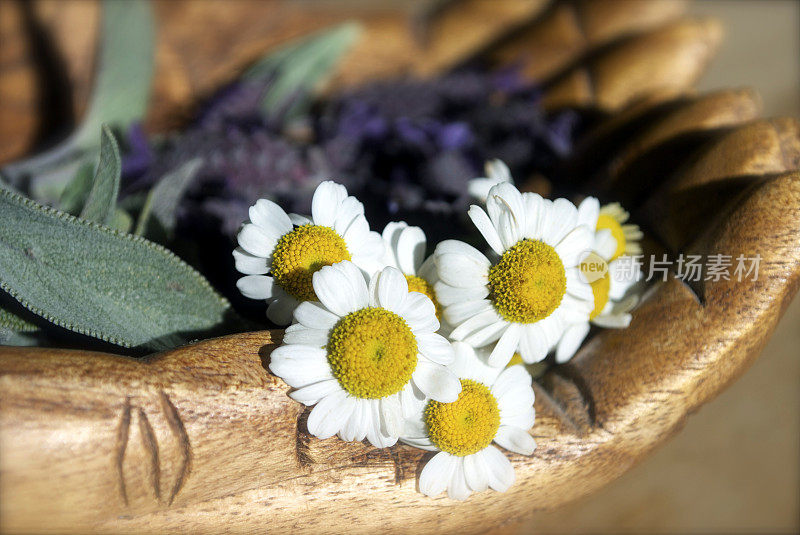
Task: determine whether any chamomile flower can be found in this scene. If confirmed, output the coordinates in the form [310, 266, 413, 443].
[269, 261, 461, 448]
[467, 159, 513, 203]
[434, 182, 594, 367]
[233, 181, 384, 325]
[596, 202, 643, 260]
[401, 342, 536, 500]
[553, 198, 642, 362]
[381, 222, 442, 319]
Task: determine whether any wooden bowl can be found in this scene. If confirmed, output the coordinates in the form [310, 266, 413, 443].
[1, 1, 799, 533]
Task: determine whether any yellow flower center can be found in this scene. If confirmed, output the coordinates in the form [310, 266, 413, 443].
[327, 308, 417, 399]
[596, 214, 626, 261]
[404, 274, 442, 319]
[271, 225, 351, 301]
[587, 269, 610, 320]
[424, 379, 500, 456]
[488, 239, 566, 323]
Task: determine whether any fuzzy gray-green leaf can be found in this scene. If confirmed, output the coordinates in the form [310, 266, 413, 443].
[0, 189, 230, 349]
[80, 125, 121, 225]
[72, 0, 155, 148]
[0, 306, 38, 333]
[249, 23, 361, 120]
[59, 161, 95, 215]
[135, 158, 203, 237]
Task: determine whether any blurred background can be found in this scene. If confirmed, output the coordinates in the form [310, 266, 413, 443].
[0, 0, 797, 533]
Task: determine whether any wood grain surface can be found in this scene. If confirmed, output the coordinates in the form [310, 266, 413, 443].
[2, 108, 799, 533]
[3, 1, 800, 533]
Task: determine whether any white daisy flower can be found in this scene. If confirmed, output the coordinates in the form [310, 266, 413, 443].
[595, 201, 643, 260]
[434, 181, 595, 367]
[233, 181, 385, 325]
[554, 197, 643, 362]
[269, 261, 461, 448]
[467, 159, 513, 203]
[381, 221, 442, 320]
[401, 342, 536, 501]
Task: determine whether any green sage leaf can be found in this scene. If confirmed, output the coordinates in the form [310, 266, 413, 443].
[80, 125, 121, 225]
[0, 189, 231, 349]
[1, 0, 155, 200]
[248, 23, 361, 121]
[135, 158, 204, 237]
[0, 306, 38, 333]
[72, 0, 155, 149]
[59, 161, 95, 215]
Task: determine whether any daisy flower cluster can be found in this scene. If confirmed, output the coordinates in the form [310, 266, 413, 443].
[233, 162, 641, 500]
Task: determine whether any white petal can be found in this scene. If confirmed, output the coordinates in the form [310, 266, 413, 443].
[437, 253, 489, 289]
[449, 309, 501, 341]
[332, 196, 365, 236]
[339, 399, 366, 442]
[576, 196, 600, 229]
[492, 365, 532, 400]
[536, 312, 566, 348]
[380, 395, 403, 439]
[416, 332, 455, 365]
[485, 159, 512, 183]
[594, 228, 618, 260]
[269, 346, 332, 388]
[381, 221, 408, 270]
[541, 198, 578, 247]
[462, 320, 507, 348]
[396, 225, 427, 275]
[419, 452, 458, 498]
[482, 446, 515, 492]
[448, 460, 471, 500]
[312, 262, 366, 317]
[434, 240, 491, 266]
[468, 205, 504, 255]
[232, 247, 268, 275]
[487, 183, 526, 241]
[376, 267, 409, 313]
[502, 406, 536, 431]
[494, 426, 537, 455]
[266, 295, 298, 326]
[487, 324, 521, 367]
[236, 275, 275, 300]
[593, 312, 632, 329]
[311, 181, 348, 227]
[518, 325, 548, 363]
[467, 178, 498, 203]
[294, 302, 338, 330]
[249, 199, 292, 236]
[412, 361, 461, 403]
[365, 401, 398, 448]
[350, 231, 385, 267]
[555, 225, 594, 267]
[306, 390, 354, 440]
[283, 325, 329, 347]
[463, 453, 489, 492]
[558, 294, 593, 324]
[400, 382, 427, 419]
[290, 379, 342, 406]
[555, 322, 590, 363]
[398, 291, 438, 333]
[237, 223, 280, 258]
[436, 283, 490, 307]
[444, 299, 493, 326]
[523, 193, 548, 240]
[566, 269, 594, 301]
